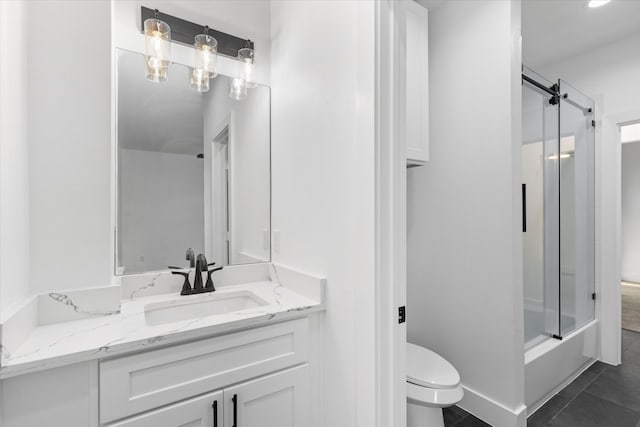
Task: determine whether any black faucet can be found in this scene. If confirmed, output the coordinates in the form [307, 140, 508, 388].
[185, 248, 195, 268]
[170, 254, 223, 295]
[193, 254, 208, 292]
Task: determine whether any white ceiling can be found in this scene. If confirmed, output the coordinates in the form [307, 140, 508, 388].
[415, 0, 445, 11]
[417, 0, 640, 70]
[523, 0, 640, 69]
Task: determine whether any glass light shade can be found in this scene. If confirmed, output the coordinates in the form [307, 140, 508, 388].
[229, 77, 247, 100]
[237, 47, 257, 89]
[190, 68, 210, 93]
[144, 18, 171, 83]
[194, 34, 218, 78]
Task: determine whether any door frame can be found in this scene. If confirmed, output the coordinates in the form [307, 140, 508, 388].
[375, 1, 407, 426]
[599, 109, 640, 365]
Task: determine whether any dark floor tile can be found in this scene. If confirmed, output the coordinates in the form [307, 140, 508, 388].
[584, 371, 640, 412]
[622, 345, 640, 367]
[623, 329, 640, 352]
[444, 405, 469, 426]
[586, 360, 610, 375]
[454, 413, 491, 427]
[527, 394, 572, 427]
[558, 369, 600, 399]
[586, 364, 640, 412]
[548, 392, 640, 427]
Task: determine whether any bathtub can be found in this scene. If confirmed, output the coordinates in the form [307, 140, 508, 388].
[524, 319, 599, 415]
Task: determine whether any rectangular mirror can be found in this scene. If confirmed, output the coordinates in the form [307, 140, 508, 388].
[116, 49, 270, 275]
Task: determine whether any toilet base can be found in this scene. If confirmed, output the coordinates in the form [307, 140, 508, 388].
[407, 402, 444, 427]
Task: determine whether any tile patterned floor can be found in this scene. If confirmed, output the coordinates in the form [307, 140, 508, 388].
[445, 329, 640, 427]
[443, 405, 491, 426]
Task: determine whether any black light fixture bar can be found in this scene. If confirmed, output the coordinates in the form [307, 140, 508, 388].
[141, 6, 254, 59]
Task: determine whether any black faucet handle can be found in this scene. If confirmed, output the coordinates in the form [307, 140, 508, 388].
[205, 266, 223, 291]
[171, 270, 192, 295]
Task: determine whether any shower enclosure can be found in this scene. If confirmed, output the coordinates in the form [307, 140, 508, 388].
[521, 67, 596, 350]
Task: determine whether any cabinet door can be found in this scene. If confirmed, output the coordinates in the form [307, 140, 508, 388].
[402, 0, 429, 165]
[224, 365, 308, 427]
[109, 390, 223, 427]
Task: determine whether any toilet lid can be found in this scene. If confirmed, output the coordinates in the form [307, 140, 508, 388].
[407, 343, 460, 389]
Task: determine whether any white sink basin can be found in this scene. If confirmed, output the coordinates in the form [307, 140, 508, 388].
[144, 290, 269, 326]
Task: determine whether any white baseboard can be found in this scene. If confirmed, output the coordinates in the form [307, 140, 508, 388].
[459, 384, 527, 427]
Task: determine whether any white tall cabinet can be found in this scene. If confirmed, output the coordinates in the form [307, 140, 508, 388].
[400, 0, 430, 166]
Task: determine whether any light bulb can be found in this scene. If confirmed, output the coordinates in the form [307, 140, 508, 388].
[144, 18, 171, 83]
[194, 33, 218, 78]
[548, 153, 572, 160]
[237, 47, 257, 89]
[229, 77, 247, 100]
[588, 0, 611, 7]
[190, 68, 210, 93]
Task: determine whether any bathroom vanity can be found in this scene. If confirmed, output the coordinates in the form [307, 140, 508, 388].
[0, 263, 325, 426]
[102, 318, 310, 426]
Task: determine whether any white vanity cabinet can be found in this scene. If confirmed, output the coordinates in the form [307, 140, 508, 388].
[109, 366, 308, 427]
[100, 318, 310, 427]
[224, 365, 308, 427]
[399, 0, 429, 166]
[109, 390, 223, 427]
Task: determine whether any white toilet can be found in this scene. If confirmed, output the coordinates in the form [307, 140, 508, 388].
[407, 343, 464, 427]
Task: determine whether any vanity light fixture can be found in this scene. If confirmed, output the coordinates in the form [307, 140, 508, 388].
[143, 10, 171, 83]
[229, 40, 256, 100]
[140, 7, 257, 95]
[189, 27, 216, 93]
[588, 0, 611, 7]
[194, 27, 218, 79]
[237, 41, 257, 89]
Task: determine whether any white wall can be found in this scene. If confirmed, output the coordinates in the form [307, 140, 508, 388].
[118, 149, 204, 273]
[0, 0, 273, 310]
[270, 1, 376, 426]
[622, 142, 640, 282]
[229, 89, 270, 264]
[28, 0, 112, 293]
[406, 1, 526, 425]
[0, 0, 30, 315]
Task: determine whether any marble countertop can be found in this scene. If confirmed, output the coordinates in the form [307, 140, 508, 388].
[0, 279, 324, 379]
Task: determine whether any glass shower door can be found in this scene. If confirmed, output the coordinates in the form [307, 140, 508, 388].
[522, 71, 596, 349]
[558, 79, 596, 335]
[522, 69, 561, 348]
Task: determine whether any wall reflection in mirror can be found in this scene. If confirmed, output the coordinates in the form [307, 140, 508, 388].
[116, 49, 270, 275]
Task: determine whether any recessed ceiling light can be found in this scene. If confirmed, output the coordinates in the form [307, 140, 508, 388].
[588, 0, 611, 8]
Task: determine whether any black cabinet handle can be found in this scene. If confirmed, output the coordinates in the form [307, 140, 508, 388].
[522, 183, 527, 233]
[212, 400, 218, 427]
[232, 394, 238, 427]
